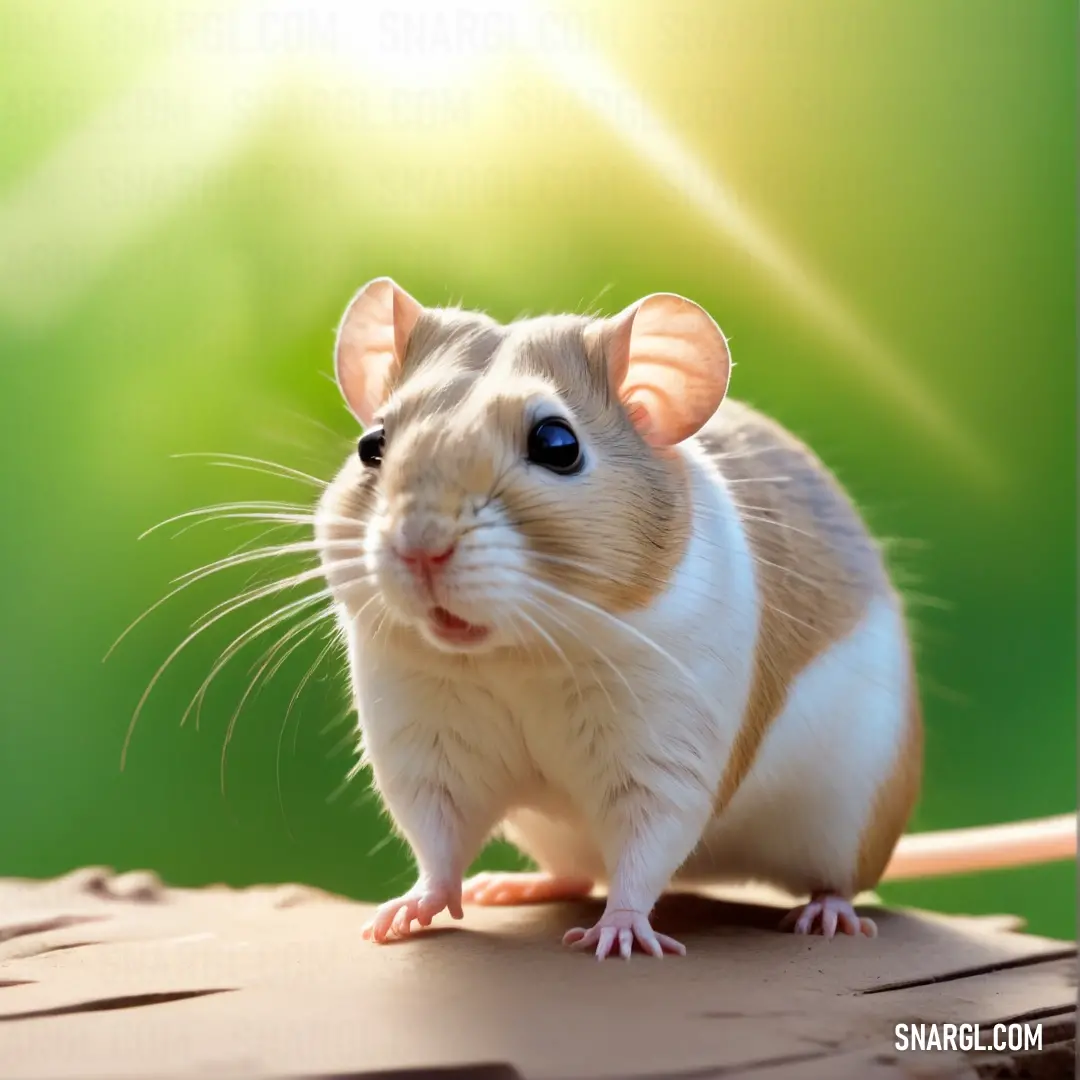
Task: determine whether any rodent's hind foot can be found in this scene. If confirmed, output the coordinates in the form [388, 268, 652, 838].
[779, 893, 877, 939]
[462, 871, 594, 907]
[361, 881, 463, 943]
[563, 907, 686, 961]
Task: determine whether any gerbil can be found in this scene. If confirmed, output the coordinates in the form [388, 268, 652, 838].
[314, 277, 1076, 959]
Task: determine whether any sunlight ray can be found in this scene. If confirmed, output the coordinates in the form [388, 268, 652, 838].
[525, 9, 994, 483]
[0, 0, 281, 327]
[0, 0, 992, 484]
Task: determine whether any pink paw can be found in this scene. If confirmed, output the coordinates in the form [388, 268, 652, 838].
[462, 871, 594, 906]
[361, 881, 463, 943]
[779, 893, 877, 938]
[563, 907, 686, 960]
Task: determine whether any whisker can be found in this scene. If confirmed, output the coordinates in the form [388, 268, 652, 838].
[725, 502, 785, 514]
[171, 452, 328, 489]
[180, 536, 357, 591]
[504, 613, 534, 661]
[168, 515, 309, 544]
[276, 407, 350, 443]
[525, 549, 718, 607]
[761, 601, 818, 634]
[258, 620, 331, 711]
[523, 529, 847, 612]
[371, 607, 392, 645]
[140, 502, 316, 541]
[120, 555, 367, 768]
[523, 597, 623, 714]
[709, 447, 787, 463]
[724, 476, 791, 485]
[245, 603, 325, 681]
[182, 588, 332, 731]
[219, 607, 334, 796]
[226, 522, 306, 558]
[279, 625, 344, 794]
[733, 513, 820, 542]
[106, 539, 359, 661]
[166, 511, 327, 536]
[523, 545, 823, 642]
[193, 555, 373, 640]
[524, 595, 637, 715]
[743, 552, 838, 593]
[527, 578, 717, 720]
[514, 605, 586, 709]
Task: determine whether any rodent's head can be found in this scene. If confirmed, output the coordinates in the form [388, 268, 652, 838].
[317, 277, 731, 656]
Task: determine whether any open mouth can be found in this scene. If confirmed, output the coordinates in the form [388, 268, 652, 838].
[427, 605, 490, 647]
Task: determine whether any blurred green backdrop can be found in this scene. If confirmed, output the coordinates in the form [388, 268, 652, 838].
[0, 0, 1075, 938]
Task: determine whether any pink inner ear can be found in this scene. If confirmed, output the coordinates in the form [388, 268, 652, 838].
[335, 278, 423, 427]
[337, 310, 396, 426]
[614, 294, 731, 448]
[356, 349, 396, 427]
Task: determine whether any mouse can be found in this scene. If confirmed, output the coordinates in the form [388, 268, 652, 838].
[314, 276, 1076, 960]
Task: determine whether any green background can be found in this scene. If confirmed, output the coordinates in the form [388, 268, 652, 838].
[1, 0, 1075, 938]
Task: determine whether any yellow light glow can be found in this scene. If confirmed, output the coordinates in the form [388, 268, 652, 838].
[318, 0, 524, 93]
[0, 0, 996, 484]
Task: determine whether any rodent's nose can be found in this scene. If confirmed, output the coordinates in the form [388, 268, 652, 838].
[394, 542, 457, 577]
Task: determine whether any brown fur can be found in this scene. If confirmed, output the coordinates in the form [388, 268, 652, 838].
[701, 401, 892, 813]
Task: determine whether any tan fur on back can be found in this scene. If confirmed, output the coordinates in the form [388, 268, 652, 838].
[699, 401, 892, 812]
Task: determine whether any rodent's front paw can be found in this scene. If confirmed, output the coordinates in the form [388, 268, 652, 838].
[562, 907, 686, 960]
[361, 881, 463, 943]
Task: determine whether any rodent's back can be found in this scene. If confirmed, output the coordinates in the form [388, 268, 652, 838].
[698, 399, 890, 595]
[698, 399, 900, 812]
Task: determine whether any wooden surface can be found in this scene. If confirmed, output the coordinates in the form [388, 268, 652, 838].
[0, 869, 1075, 1079]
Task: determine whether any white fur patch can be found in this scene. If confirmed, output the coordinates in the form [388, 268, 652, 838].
[677, 592, 909, 895]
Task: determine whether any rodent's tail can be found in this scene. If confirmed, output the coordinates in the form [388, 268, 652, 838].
[882, 813, 1077, 881]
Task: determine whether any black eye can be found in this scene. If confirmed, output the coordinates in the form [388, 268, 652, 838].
[358, 427, 385, 468]
[527, 418, 582, 475]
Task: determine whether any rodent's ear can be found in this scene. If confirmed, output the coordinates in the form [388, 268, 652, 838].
[335, 277, 424, 427]
[596, 293, 731, 447]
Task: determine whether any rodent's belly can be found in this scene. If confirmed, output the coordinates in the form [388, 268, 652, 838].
[493, 766, 609, 881]
[499, 798, 610, 882]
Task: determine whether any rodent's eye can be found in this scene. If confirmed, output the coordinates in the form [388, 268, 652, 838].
[358, 427, 385, 468]
[527, 418, 582, 476]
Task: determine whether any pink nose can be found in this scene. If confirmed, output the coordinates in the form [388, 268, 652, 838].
[395, 543, 456, 577]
